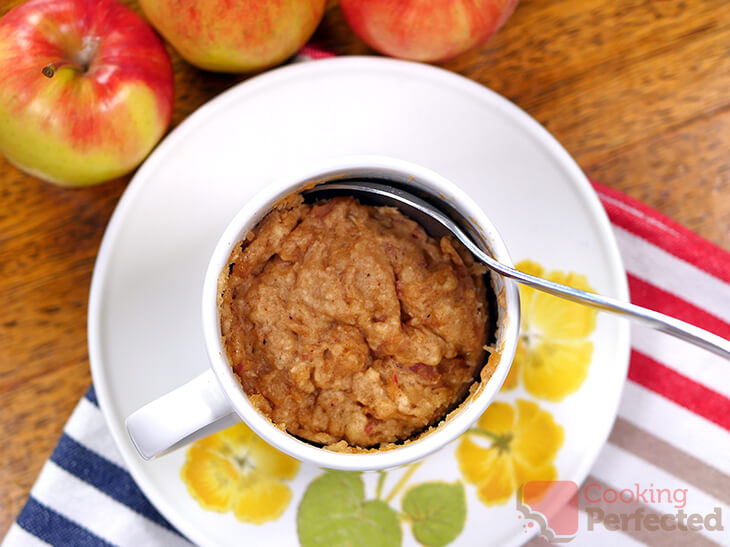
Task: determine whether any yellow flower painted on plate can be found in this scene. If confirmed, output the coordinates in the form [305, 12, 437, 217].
[501, 260, 597, 401]
[456, 400, 564, 506]
[181, 423, 300, 524]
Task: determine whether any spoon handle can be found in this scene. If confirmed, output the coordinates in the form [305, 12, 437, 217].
[475, 249, 730, 361]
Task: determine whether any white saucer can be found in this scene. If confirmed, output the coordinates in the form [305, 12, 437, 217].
[88, 57, 630, 547]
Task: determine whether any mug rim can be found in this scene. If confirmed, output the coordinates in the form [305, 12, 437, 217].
[202, 154, 520, 471]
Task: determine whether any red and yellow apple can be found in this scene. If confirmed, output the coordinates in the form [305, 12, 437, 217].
[0, 0, 174, 186]
[140, 0, 326, 73]
[340, 0, 520, 63]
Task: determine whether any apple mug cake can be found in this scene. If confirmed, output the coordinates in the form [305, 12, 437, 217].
[217, 194, 495, 449]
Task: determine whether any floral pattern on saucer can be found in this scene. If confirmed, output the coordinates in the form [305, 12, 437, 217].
[180, 422, 299, 523]
[501, 260, 597, 401]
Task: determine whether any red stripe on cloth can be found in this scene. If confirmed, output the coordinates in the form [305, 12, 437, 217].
[628, 350, 730, 431]
[591, 181, 730, 284]
[298, 44, 336, 59]
[627, 274, 730, 339]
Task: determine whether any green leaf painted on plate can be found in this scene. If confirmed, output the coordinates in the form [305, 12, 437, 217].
[297, 470, 402, 547]
[402, 482, 466, 547]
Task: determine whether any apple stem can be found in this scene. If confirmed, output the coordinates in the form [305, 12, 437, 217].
[41, 61, 84, 78]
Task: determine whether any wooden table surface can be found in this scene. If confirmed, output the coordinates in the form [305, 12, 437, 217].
[1, 0, 729, 535]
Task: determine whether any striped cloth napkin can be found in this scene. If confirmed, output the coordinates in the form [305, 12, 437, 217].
[3, 47, 729, 545]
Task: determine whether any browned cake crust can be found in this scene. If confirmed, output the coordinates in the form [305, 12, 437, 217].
[218, 196, 488, 447]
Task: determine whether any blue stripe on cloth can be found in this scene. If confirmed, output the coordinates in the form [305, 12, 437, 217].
[16, 497, 113, 547]
[50, 433, 182, 536]
[85, 385, 98, 406]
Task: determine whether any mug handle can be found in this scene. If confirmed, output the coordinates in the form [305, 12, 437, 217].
[125, 369, 239, 460]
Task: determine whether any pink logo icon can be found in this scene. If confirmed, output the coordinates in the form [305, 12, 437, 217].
[517, 480, 579, 543]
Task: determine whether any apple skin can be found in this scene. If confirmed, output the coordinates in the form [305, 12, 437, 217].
[140, 0, 326, 73]
[0, 0, 174, 187]
[340, 0, 520, 63]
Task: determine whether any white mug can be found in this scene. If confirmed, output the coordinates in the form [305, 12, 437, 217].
[126, 155, 520, 471]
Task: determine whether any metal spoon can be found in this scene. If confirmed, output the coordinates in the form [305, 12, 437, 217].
[303, 180, 730, 361]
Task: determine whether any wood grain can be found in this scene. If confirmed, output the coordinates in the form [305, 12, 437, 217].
[0, 365, 92, 531]
[1, 0, 729, 535]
